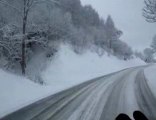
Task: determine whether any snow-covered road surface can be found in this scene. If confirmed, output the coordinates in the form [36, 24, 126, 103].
[2, 66, 156, 120]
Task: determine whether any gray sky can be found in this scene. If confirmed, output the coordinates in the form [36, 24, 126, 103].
[81, 0, 156, 50]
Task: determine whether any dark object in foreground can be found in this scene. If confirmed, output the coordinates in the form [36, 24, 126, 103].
[115, 113, 131, 120]
[115, 111, 148, 120]
[133, 111, 148, 120]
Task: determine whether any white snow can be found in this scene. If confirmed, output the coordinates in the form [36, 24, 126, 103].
[0, 44, 145, 118]
[43, 44, 145, 86]
[144, 64, 156, 97]
[0, 70, 65, 118]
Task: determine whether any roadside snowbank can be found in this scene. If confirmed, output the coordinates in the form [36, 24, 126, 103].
[0, 70, 67, 118]
[144, 64, 156, 97]
[0, 44, 145, 118]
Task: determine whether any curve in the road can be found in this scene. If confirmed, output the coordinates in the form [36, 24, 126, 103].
[1, 66, 156, 120]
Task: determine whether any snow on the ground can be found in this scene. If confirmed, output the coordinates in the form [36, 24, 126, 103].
[144, 64, 156, 97]
[0, 44, 145, 118]
[0, 69, 67, 118]
[42, 44, 145, 86]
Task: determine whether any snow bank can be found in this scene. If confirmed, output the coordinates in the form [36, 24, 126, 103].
[144, 64, 156, 97]
[0, 69, 75, 118]
[0, 44, 145, 118]
[42, 44, 145, 86]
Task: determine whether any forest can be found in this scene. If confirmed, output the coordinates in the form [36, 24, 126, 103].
[0, 0, 155, 82]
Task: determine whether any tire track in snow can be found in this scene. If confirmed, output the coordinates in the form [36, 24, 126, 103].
[135, 70, 156, 120]
[35, 80, 103, 120]
[67, 69, 132, 120]
[99, 68, 138, 120]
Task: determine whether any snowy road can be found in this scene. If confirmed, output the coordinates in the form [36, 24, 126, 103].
[2, 66, 156, 120]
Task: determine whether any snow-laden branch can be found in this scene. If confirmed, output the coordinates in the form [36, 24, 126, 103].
[0, 42, 12, 56]
[143, 0, 156, 22]
[0, 0, 23, 17]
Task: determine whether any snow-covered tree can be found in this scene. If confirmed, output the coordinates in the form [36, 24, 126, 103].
[105, 15, 122, 49]
[112, 40, 133, 60]
[0, 0, 58, 75]
[0, 0, 134, 82]
[82, 5, 101, 27]
[143, 0, 156, 22]
[143, 48, 154, 63]
[135, 51, 145, 60]
[151, 35, 156, 52]
[58, 0, 82, 26]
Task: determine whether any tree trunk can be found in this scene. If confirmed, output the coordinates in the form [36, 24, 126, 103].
[21, 21, 26, 75]
[21, 0, 27, 75]
[21, 18, 26, 75]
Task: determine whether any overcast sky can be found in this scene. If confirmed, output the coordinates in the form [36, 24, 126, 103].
[81, 0, 156, 51]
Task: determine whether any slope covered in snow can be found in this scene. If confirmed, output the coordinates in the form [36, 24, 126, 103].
[0, 44, 145, 118]
[42, 44, 145, 86]
[0, 70, 62, 118]
[144, 64, 156, 97]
